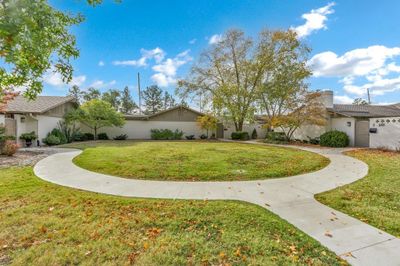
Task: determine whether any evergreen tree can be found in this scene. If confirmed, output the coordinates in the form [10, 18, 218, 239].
[120, 86, 138, 114]
[142, 85, 163, 114]
[83, 87, 101, 102]
[68, 85, 84, 104]
[102, 89, 121, 111]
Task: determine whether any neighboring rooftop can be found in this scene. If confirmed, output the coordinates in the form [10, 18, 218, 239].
[2, 96, 76, 114]
[329, 104, 400, 118]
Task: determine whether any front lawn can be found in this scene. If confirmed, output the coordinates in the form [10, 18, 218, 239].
[0, 167, 345, 265]
[316, 149, 400, 238]
[65, 141, 329, 181]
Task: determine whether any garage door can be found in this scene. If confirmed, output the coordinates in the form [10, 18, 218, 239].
[355, 120, 369, 147]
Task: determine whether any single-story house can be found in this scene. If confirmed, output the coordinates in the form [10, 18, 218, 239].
[0, 96, 77, 146]
[293, 90, 400, 149]
[1, 96, 264, 143]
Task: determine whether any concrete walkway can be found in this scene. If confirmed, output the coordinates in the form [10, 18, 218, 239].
[33, 142, 400, 266]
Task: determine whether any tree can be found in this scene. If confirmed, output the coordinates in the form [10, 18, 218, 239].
[0, 0, 111, 99]
[68, 85, 84, 104]
[163, 91, 176, 110]
[143, 85, 163, 114]
[178, 29, 276, 131]
[66, 99, 125, 139]
[102, 89, 121, 111]
[353, 98, 369, 105]
[120, 86, 138, 114]
[270, 91, 326, 141]
[196, 114, 218, 137]
[257, 30, 312, 130]
[82, 87, 101, 102]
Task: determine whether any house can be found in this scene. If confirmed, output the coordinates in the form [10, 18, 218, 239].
[0, 96, 78, 146]
[293, 90, 400, 149]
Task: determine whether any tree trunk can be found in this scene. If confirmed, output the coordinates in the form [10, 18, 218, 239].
[94, 127, 97, 140]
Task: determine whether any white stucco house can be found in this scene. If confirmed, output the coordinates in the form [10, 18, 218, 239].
[0, 96, 78, 146]
[293, 90, 400, 150]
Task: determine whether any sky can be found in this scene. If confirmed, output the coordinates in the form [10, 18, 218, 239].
[42, 0, 400, 106]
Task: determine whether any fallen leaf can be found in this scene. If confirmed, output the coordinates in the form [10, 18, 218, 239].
[324, 231, 333, 238]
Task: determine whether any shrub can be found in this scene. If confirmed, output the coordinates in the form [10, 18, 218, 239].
[251, 128, 258, 139]
[231, 131, 250, 140]
[113, 134, 128, 140]
[49, 128, 67, 144]
[307, 136, 320, 145]
[2, 140, 19, 156]
[265, 132, 287, 144]
[43, 135, 61, 146]
[57, 120, 79, 143]
[97, 132, 109, 140]
[19, 131, 37, 141]
[73, 132, 85, 141]
[320, 130, 349, 147]
[185, 135, 195, 140]
[199, 134, 208, 139]
[83, 133, 95, 141]
[150, 129, 183, 140]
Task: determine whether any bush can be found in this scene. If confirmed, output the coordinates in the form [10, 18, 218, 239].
[150, 129, 184, 140]
[251, 128, 258, 139]
[320, 130, 349, 147]
[2, 141, 19, 156]
[185, 135, 195, 140]
[113, 134, 128, 140]
[307, 136, 320, 145]
[199, 134, 208, 139]
[43, 135, 61, 146]
[97, 133, 109, 140]
[83, 133, 95, 141]
[231, 131, 250, 140]
[265, 132, 287, 144]
[49, 128, 67, 144]
[73, 132, 85, 141]
[19, 131, 37, 141]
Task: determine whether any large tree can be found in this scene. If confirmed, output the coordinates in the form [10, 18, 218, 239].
[163, 91, 176, 110]
[178, 29, 276, 131]
[120, 86, 138, 114]
[101, 89, 121, 111]
[142, 85, 163, 114]
[257, 30, 312, 130]
[68, 85, 84, 104]
[353, 98, 369, 105]
[66, 99, 125, 139]
[82, 87, 101, 102]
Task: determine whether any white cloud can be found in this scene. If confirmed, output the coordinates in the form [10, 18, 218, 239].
[208, 34, 223, 45]
[43, 70, 86, 87]
[310, 45, 400, 97]
[113, 47, 165, 67]
[98, 61, 105, 67]
[151, 50, 192, 87]
[89, 80, 116, 89]
[334, 95, 354, 104]
[189, 38, 197, 44]
[293, 2, 335, 38]
[309, 46, 400, 77]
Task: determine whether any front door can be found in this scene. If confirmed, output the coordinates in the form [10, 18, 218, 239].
[216, 123, 224, 138]
[355, 120, 369, 147]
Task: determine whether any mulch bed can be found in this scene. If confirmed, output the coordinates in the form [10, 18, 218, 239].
[0, 151, 49, 168]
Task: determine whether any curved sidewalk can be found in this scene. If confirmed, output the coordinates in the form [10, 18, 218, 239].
[33, 143, 400, 266]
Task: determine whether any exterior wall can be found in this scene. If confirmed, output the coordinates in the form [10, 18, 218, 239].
[81, 121, 206, 139]
[42, 102, 76, 118]
[222, 122, 267, 139]
[292, 124, 328, 141]
[36, 115, 63, 144]
[0, 114, 4, 125]
[331, 117, 356, 146]
[149, 108, 201, 122]
[369, 117, 400, 150]
[14, 114, 38, 146]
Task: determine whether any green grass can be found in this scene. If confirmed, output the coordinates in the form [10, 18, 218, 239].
[316, 149, 400, 238]
[0, 167, 345, 265]
[65, 141, 329, 181]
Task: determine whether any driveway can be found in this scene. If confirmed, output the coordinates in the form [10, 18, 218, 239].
[33, 142, 400, 266]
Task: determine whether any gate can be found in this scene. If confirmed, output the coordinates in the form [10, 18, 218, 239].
[355, 120, 369, 147]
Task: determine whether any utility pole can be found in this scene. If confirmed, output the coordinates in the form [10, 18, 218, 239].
[367, 88, 371, 104]
[137, 72, 142, 114]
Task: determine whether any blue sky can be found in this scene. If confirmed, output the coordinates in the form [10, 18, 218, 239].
[43, 0, 400, 105]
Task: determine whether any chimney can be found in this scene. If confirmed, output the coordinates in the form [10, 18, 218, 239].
[319, 90, 334, 108]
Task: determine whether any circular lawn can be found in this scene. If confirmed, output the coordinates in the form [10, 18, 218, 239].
[73, 141, 329, 181]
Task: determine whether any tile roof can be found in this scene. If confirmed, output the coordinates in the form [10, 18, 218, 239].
[329, 104, 400, 118]
[3, 96, 76, 114]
